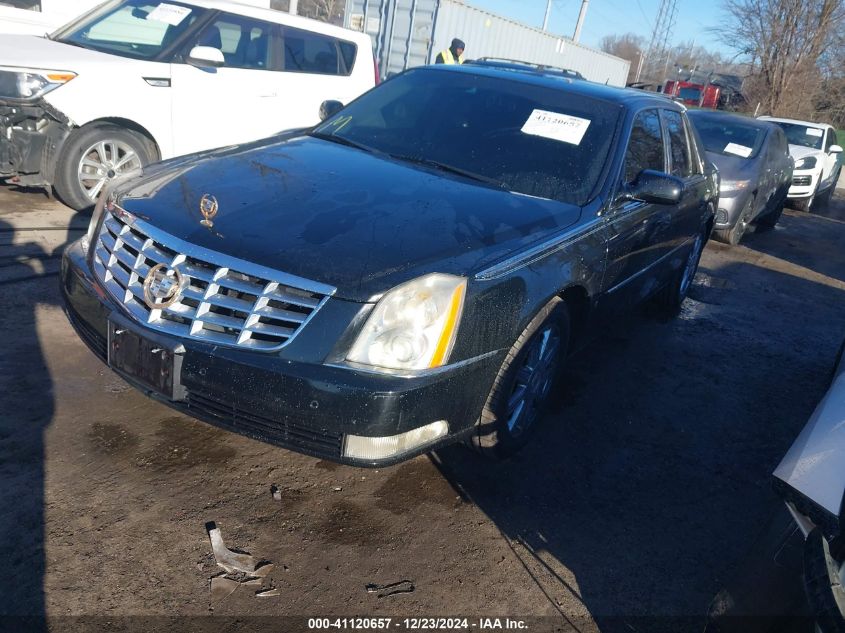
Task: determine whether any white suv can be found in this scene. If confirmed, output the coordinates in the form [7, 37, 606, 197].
[759, 116, 842, 212]
[0, 0, 376, 209]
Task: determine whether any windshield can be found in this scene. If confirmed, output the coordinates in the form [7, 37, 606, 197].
[53, 0, 205, 61]
[688, 113, 766, 158]
[773, 122, 825, 150]
[679, 87, 701, 102]
[311, 68, 621, 206]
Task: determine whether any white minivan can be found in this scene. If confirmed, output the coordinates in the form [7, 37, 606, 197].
[0, 0, 377, 209]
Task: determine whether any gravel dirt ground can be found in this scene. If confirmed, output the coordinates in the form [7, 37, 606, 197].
[1, 184, 844, 633]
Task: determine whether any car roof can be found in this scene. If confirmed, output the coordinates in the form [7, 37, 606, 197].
[688, 109, 776, 131]
[180, 0, 369, 41]
[426, 64, 685, 111]
[758, 116, 833, 130]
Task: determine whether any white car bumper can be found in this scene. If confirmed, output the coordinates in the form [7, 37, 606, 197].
[787, 168, 819, 198]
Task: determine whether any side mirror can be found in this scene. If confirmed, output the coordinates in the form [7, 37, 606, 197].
[829, 144, 843, 154]
[319, 100, 344, 121]
[187, 45, 224, 68]
[626, 170, 684, 205]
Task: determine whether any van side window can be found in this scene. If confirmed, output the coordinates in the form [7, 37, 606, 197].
[623, 109, 665, 185]
[825, 128, 835, 152]
[193, 14, 275, 70]
[663, 109, 692, 178]
[281, 26, 357, 75]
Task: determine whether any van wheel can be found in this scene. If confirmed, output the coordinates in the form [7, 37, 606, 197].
[54, 124, 155, 211]
[655, 231, 704, 317]
[470, 299, 569, 459]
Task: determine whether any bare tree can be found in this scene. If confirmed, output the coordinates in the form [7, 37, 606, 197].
[600, 33, 646, 84]
[270, 0, 345, 25]
[715, 0, 845, 117]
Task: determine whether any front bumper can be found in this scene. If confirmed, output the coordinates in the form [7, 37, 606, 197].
[787, 169, 818, 199]
[714, 190, 752, 228]
[0, 99, 70, 186]
[61, 238, 502, 467]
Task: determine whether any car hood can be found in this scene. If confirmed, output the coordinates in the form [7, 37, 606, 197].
[0, 34, 138, 70]
[773, 360, 845, 520]
[788, 144, 822, 162]
[115, 135, 582, 302]
[704, 151, 759, 182]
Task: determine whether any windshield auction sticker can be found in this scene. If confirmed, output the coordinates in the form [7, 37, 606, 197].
[724, 143, 752, 158]
[147, 3, 192, 25]
[806, 127, 823, 137]
[521, 109, 591, 145]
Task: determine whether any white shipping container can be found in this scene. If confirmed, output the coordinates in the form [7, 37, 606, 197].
[344, 0, 629, 86]
[432, 0, 629, 86]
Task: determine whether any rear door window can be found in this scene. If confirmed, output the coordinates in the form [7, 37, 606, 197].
[623, 109, 665, 185]
[281, 25, 356, 75]
[663, 109, 693, 178]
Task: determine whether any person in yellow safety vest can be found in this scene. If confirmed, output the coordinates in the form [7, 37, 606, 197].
[435, 38, 465, 65]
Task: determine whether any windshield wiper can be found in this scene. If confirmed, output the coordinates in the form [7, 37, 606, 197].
[308, 131, 383, 156]
[389, 154, 509, 190]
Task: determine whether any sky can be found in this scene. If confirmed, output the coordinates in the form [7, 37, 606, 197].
[468, 0, 730, 56]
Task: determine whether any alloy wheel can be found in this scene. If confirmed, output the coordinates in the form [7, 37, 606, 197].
[505, 324, 562, 437]
[77, 139, 142, 201]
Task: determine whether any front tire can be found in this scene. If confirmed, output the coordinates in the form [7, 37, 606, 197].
[54, 124, 155, 211]
[713, 196, 754, 245]
[470, 299, 570, 459]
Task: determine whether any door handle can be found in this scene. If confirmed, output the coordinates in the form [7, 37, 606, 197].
[259, 91, 278, 98]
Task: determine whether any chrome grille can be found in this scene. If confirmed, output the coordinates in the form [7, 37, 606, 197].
[92, 208, 334, 351]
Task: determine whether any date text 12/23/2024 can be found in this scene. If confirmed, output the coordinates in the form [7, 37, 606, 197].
[307, 618, 529, 630]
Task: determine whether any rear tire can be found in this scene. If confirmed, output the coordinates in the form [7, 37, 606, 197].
[470, 299, 570, 460]
[755, 202, 784, 231]
[655, 231, 704, 317]
[54, 124, 155, 211]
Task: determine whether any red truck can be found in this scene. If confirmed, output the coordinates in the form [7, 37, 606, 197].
[663, 80, 721, 108]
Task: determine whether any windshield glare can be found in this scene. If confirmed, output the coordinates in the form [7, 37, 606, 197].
[774, 122, 825, 150]
[313, 68, 621, 206]
[53, 0, 204, 61]
[688, 114, 765, 158]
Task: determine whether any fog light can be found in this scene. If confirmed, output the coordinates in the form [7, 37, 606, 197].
[716, 208, 728, 224]
[343, 420, 449, 461]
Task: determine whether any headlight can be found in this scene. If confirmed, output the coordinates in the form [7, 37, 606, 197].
[0, 68, 76, 101]
[720, 179, 750, 194]
[794, 156, 817, 170]
[347, 273, 467, 372]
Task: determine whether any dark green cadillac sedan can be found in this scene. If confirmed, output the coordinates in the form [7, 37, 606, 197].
[62, 64, 717, 466]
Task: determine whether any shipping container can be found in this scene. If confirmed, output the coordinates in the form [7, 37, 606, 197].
[343, 0, 629, 86]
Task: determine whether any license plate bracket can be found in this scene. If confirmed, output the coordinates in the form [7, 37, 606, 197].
[108, 321, 185, 400]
